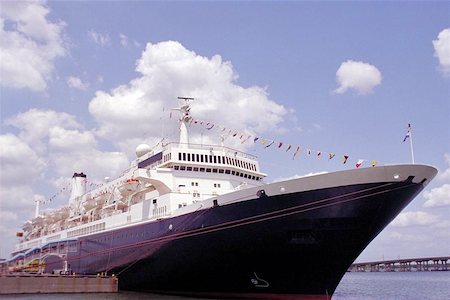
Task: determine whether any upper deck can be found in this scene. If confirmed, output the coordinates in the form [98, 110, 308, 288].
[135, 142, 266, 181]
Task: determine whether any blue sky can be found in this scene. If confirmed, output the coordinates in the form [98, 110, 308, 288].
[0, 1, 449, 262]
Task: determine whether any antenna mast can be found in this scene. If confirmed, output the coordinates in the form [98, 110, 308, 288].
[174, 97, 194, 148]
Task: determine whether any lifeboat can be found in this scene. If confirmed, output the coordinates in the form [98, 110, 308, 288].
[119, 178, 140, 195]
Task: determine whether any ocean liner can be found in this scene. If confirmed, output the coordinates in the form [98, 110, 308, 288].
[1, 98, 437, 299]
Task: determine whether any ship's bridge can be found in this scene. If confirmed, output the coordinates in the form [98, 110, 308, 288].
[135, 142, 266, 183]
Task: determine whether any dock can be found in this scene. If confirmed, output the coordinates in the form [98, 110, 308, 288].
[0, 273, 118, 294]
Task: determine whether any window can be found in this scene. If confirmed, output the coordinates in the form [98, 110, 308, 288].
[183, 153, 186, 161]
[187, 153, 191, 161]
[213, 156, 217, 164]
[196, 154, 200, 162]
[178, 153, 182, 160]
[218, 156, 222, 164]
[200, 155, 204, 162]
[187, 166, 192, 171]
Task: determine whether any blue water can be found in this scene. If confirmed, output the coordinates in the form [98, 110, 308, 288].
[1, 272, 449, 299]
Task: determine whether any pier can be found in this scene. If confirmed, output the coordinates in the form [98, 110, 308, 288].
[0, 273, 118, 294]
[349, 256, 450, 272]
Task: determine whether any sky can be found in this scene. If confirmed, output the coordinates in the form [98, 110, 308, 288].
[0, 1, 449, 263]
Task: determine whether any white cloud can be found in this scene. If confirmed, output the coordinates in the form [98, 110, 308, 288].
[433, 28, 450, 75]
[388, 231, 426, 242]
[6, 109, 81, 154]
[423, 184, 450, 208]
[51, 150, 129, 182]
[48, 126, 97, 151]
[88, 30, 110, 47]
[0, 211, 18, 223]
[334, 60, 382, 95]
[119, 33, 140, 48]
[0, 1, 66, 91]
[119, 33, 128, 47]
[89, 40, 288, 154]
[0, 134, 47, 186]
[438, 153, 450, 181]
[390, 211, 438, 227]
[67, 76, 89, 90]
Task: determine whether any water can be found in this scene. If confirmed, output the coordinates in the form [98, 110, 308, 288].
[1, 272, 449, 299]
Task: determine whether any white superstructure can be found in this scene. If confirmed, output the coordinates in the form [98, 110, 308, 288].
[15, 98, 266, 253]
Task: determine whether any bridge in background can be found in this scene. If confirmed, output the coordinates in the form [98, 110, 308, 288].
[349, 256, 450, 272]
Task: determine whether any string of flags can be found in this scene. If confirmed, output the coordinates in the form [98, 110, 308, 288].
[43, 182, 72, 205]
[184, 115, 379, 169]
[43, 179, 108, 205]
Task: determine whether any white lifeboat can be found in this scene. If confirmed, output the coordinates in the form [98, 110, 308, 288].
[82, 194, 96, 210]
[118, 178, 140, 196]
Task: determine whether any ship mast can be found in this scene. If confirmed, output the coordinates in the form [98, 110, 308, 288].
[173, 97, 194, 148]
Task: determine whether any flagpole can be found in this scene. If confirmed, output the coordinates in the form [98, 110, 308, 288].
[409, 126, 415, 164]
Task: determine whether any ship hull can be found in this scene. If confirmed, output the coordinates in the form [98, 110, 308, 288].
[61, 165, 435, 299]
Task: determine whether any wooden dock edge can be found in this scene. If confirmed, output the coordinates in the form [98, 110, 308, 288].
[0, 274, 118, 294]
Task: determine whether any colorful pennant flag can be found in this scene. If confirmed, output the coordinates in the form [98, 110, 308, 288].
[286, 145, 292, 152]
[356, 159, 364, 168]
[293, 146, 301, 159]
[253, 137, 259, 143]
[278, 142, 283, 148]
[241, 136, 251, 144]
[371, 160, 377, 167]
[342, 155, 349, 164]
[329, 153, 336, 160]
[265, 141, 275, 148]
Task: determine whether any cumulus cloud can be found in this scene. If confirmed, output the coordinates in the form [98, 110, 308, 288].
[334, 60, 382, 95]
[88, 30, 110, 47]
[423, 184, 450, 208]
[433, 28, 450, 75]
[6, 108, 130, 181]
[390, 211, 438, 227]
[6, 109, 80, 154]
[0, 134, 47, 186]
[89, 40, 288, 154]
[67, 76, 89, 90]
[0, 1, 66, 91]
[438, 153, 450, 181]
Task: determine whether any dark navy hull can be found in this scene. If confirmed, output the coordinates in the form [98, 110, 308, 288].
[60, 173, 429, 299]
